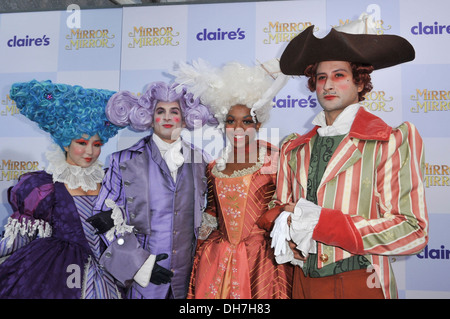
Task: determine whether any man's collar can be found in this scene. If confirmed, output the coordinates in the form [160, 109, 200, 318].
[285, 106, 392, 152]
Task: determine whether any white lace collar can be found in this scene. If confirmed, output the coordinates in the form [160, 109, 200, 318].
[45, 145, 104, 191]
[212, 146, 267, 178]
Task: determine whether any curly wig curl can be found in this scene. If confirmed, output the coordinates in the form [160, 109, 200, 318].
[10, 79, 123, 150]
[105, 81, 218, 131]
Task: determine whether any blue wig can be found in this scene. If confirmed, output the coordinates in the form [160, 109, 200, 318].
[10, 79, 123, 150]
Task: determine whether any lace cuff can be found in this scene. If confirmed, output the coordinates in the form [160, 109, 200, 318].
[104, 199, 134, 242]
[198, 212, 218, 240]
[2, 216, 52, 249]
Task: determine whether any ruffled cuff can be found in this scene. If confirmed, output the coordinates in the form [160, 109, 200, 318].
[290, 198, 321, 257]
[103, 199, 134, 242]
[198, 212, 218, 240]
[2, 216, 52, 249]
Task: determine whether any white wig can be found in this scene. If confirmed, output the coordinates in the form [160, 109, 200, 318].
[172, 58, 288, 129]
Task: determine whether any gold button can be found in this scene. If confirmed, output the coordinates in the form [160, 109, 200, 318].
[320, 254, 328, 263]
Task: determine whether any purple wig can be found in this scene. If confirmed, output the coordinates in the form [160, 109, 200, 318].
[106, 81, 218, 131]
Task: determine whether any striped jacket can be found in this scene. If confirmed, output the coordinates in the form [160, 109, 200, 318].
[270, 107, 429, 298]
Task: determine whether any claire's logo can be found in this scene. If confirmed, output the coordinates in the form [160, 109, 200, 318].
[411, 22, 450, 35]
[417, 245, 450, 260]
[196, 28, 245, 41]
[7, 35, 50, 47]
[273, 95, 317, 109]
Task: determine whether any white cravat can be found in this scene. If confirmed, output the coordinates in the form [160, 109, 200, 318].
[312, 103, 361, 137]
[152, 134, 184, 182]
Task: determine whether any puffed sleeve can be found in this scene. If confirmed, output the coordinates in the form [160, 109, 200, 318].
[1, 171, 54, 253]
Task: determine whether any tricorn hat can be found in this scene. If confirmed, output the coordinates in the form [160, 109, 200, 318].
[280, 23, 415, 75]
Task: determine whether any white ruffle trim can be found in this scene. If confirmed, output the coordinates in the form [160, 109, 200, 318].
[3, 216, 52, 249]
[213, 146, 266, 178]
[45, 145, 104, 192]
[104, 199, 134, 242]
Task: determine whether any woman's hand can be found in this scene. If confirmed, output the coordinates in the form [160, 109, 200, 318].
[283, 201, 308, 261]
[288, 240, 308, 261]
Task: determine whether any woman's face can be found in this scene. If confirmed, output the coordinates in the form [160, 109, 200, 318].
[225, 104, 261, 149]
[153, 101, 185, 143]
[64, 134, 102, 168]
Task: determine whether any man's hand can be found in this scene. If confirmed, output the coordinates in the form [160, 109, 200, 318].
[86, 210, 114, 234]
[150, 254, 174, 285]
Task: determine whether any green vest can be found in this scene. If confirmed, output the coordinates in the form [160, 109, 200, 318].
[303, 135, 370, 277]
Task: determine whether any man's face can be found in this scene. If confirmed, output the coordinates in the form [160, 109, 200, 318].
[153, 101, 185, 143]
[315, 61, 363, 125]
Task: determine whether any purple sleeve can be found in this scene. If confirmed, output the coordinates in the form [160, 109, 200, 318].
[99, 233, 150, 285]
[94, 151, 150, 284]
[94, 151, 128, 214]
[0, 171, 54, 254]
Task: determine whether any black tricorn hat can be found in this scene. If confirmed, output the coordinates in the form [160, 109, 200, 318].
[280, 25, 415, 75]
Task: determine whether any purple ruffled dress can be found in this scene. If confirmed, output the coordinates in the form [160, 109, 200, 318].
[0, 171, 121, 299]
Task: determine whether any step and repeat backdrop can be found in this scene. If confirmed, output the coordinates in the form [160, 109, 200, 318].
[0, 0, 449, 298]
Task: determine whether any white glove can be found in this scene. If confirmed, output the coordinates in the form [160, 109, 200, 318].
[270, 211, 292, 256]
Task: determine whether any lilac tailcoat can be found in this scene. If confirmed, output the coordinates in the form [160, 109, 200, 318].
[93, 134, 209, 299]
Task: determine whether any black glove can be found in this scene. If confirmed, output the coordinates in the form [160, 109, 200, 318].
[86, 210, 114, 234]
[150, 253, 174, 285]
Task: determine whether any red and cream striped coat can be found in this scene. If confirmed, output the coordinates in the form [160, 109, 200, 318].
[269, 107, 429, 298]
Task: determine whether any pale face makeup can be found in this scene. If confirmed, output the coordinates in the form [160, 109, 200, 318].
[153, 101, 185, 143]
[315, 61, 363, 125]
[64, 134, 102, 168]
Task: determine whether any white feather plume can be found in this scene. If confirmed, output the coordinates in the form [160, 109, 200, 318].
[172, 58, 288, 126]
[172, 58, 222, 99]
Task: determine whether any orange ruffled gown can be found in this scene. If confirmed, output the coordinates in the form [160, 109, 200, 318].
[188, 143, 292, 299]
